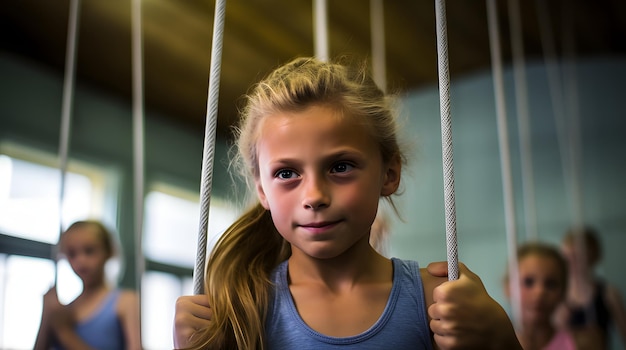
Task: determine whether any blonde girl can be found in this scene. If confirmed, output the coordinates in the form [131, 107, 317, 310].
[174, 57, 521, 349]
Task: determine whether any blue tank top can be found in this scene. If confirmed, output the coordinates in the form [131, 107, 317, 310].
[75, 289, 125, 350]
[266, 258, 434, 349]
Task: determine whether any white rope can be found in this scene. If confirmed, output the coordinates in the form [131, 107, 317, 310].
[534, 0, 571, 215]
[433, 0, 458, 281]
[535, 0, 590, 322]
[194, 0, 226, 295]
[131, 0, 145, 295]
[486, 0, 521, 329]
[313, 0, 329, 62]
[370, 0, 386, 93]
[561, 3, 584, 230]
[507, 0, 538, 242]
[55, 0, 81, 285]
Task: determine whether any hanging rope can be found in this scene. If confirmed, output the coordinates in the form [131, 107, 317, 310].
[507, 0, 538, 242]
[486, 0, 521, 329]
[194, 0, 227, 295]
[131, 0, 145, 296]
[433, 0, 459, 281]
[55, 0, 81, 285]
[370, 0, 386, 92]
[314, 0, 329, 62]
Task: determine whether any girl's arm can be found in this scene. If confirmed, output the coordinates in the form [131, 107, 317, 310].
[173, 294, 212, 349]
[34, 287, 59, 350]
[117, 290, 143, 350]
[424, 262, 522, 350]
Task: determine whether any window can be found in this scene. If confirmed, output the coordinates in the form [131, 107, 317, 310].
[0, 143, 116, 349]
[141, 183, 238, 348]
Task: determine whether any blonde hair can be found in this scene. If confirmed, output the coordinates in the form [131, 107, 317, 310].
[188, 57, 405, 349]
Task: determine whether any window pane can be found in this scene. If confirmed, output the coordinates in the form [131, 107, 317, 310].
[143, 191, 238, 267]
[1, 255, 55, 349]
[0, 155, 93, 243]
[142, 271, 184, 349]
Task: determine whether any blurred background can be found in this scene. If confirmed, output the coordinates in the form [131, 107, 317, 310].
[1, 0, 625, 348]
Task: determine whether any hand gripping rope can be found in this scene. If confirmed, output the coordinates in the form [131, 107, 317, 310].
[194, 0, 227, 295]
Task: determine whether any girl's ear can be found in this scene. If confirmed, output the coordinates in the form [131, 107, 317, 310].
[255, 179, 270, 209]
[381, 155, 401, 196]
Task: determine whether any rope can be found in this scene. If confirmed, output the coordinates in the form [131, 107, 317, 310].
[194, 0, 226, 295]
[433, 0, 459, 281]
[486, 0, 521, 329]
[131, 0, 145, 295]
[55, 0, 81, 285]
[314, 0, 329, 62]
[507, 0, 538, 242]
[370, 0, 386, 92]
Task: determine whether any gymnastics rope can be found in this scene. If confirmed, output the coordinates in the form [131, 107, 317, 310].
[370, 0, 386, 92]
[55, 0, 81, 287]
[486, 0, 521, 329]
[535, 0, 588, 272]
[433, 0, 459, 281]
[194, 0, 226, 295]
[131, 0, 146, 296]
[507, 0, 538, 242]
[314, 0, 329, 62]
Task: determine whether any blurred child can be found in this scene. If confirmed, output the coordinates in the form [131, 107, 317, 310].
[506, 242, 578, 349]
[34, 220, 142, 350]
[173, 57, 521, 349]
[555, 226, 626, 349]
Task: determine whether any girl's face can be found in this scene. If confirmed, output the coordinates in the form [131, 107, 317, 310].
[61, 226, 109, 285]
[254, 105, 400, 260]
[517, 255, 565, 325]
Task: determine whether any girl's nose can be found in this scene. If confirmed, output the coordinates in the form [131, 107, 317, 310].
[302, 176, 330, 210]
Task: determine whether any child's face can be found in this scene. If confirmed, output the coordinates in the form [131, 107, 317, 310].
[518, 255, 564, 324]
[254, 105, 400, 260]
[61, 226, 109, 284]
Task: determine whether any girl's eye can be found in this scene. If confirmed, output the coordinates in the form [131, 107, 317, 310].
[276, 169, 298, 179]
[331, 162, 354, 173]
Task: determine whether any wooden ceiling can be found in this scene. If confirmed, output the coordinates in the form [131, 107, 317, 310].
[2, 0, 625, 139]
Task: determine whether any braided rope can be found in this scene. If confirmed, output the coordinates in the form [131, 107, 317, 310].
[194, 0, 226, 295]
[434, 0, 458, 281]
[486, 0, 520, 328]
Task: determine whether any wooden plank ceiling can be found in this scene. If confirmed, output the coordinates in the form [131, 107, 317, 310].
[2, 0, 624, 139]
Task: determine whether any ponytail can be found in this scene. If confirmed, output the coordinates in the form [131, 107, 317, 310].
[187, 203, 289, 350]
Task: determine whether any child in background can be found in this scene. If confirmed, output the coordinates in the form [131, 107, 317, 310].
[505, 242, 578, 350]
[34, 220, 142, 350]
[173, 57, 521, 349]
[555, 226, 626, 349]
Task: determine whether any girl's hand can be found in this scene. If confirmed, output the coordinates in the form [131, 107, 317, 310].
[42, 288, 74, 333]
[173, 294, 212, 349]
[427, 262, 521, 350]
[42, 287, 62, 316]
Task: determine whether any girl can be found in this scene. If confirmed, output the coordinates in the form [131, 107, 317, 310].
[34, 220, 142, 350]
[505, 242, 577, 350]
[173, 57, 521, 349]
[554, 227, 626, 349]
